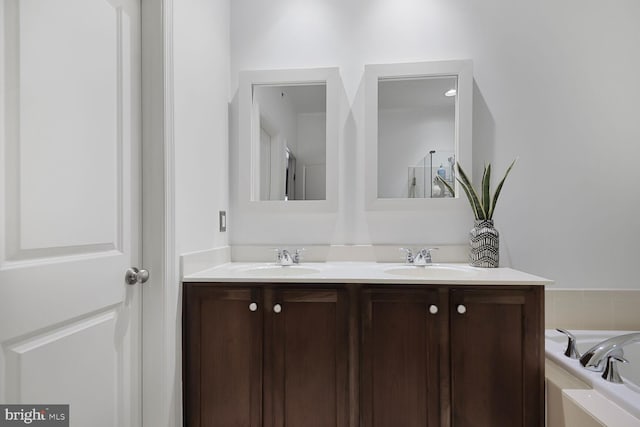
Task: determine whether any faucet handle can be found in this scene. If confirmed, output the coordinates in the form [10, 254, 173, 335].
[602, 354, 628, 384]
[422, 247, 438, 258]
[416, 247, 438, 264]
[556, 328, 581, 359]
[273, 248, 292, 264]
[399, 248, 414, 264]
[293, 248, 305, 263]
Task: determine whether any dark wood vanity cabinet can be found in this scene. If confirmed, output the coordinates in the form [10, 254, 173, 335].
[183, 286, 263, 427]
[360, 288, 442, 427]
[359, 286, 544, 427]
[265, 288, 349, 427]
[183, 284, 349, 427]
[183, 283, 543, 427]
[449, 288, 544, 427]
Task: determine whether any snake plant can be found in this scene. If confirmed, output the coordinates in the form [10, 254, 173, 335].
[436, 159, 516, 220]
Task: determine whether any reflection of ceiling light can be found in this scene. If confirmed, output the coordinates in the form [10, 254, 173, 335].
[444, 89, 457, 97]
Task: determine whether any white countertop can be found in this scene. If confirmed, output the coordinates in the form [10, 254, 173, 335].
[183, 262, 552, 285]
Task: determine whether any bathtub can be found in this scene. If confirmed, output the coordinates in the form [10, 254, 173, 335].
[545, 329, 640, 422]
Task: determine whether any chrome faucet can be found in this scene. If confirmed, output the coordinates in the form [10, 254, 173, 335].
[400, 248, 438, 265]
[556, 329, 581, 359]
[400, 248, 415, 264]
[579, 332, 640, 372]
[414, 248, 437, 265]
[602, 354, 628, 384]
[275, 248, 303, 265]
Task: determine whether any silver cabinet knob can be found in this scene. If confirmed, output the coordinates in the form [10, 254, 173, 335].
[125, 267, 149, 285]
[249, 302, 258, 312]
[273, 304, 282, 314]
[457, 304, 467, 314]
[429, 305, 438, 315]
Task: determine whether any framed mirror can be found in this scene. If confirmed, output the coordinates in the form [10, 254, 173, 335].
[364, 60, 473, 210]
[239, 68, 339, 211]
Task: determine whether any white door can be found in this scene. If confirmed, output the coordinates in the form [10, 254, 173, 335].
[0, 0, 142, 426]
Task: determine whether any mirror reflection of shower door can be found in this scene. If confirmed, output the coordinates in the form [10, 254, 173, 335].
[407, 151, 455, 198]
[408, 166, 426, 198]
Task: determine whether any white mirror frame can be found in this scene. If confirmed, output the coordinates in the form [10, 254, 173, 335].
[238, 67, 340, 212]
[364, 60, 473, 211]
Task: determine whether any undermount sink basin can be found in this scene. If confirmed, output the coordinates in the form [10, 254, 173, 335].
[241, 265, 321, 276]
[384, 264, 476, 278]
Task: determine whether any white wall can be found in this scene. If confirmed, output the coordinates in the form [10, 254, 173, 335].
[175, 0, 229, 255]
[230, 0, 640, 289]
[466, 0, 640, 290]
[172, 0, 230, 425]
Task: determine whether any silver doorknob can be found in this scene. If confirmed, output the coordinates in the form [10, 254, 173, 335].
[249, 302, 258, 312]
[125, 267, 149, 285]
[273, 304, 282, 314]
[457, 304, 467, 314]
[429, 305, 439, 315]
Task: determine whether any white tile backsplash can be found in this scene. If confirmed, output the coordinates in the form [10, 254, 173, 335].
[230, 244, 469, 263]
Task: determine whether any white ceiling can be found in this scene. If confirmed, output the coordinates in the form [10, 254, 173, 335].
[379, 76, 457, 110]
[255, 83, 326, 114]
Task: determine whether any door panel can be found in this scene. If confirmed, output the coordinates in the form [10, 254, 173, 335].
[14, 0, 120, 251]
[450, 288, 544, 427]
[267, 288, 348, 427]
[0, 0, 141, 425]
[361, 288, 441, 427]
[183, 286, 262, 427]
[4, 311, 120, 420]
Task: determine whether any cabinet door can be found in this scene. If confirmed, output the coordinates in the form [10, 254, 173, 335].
[183, 285, 262, 427]
[450, 287, 544, 427]
[361, 288, 442, 427]
[266, 288, 349, 427]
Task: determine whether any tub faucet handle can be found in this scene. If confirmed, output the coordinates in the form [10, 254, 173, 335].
[556, 328, 581, 359]
[602, 354, 628, 384]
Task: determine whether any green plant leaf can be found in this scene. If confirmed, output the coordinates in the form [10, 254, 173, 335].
[456, 178, 482, 219]
[456, 163, 486, 220]
[488, 158, 517, 219]
[482, 164, 491, 219]
[435, 175, 456, 198]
